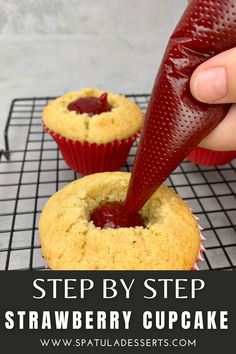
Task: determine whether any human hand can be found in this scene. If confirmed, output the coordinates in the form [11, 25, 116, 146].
[190, 48, 236, 151]
[187, 0, 236, 151]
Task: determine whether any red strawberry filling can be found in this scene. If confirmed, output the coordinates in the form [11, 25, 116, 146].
[91, 201, 144, 229]
[67, 92, 111, 116]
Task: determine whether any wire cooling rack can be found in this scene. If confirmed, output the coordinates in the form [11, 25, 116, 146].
[0, 95, 236, 271]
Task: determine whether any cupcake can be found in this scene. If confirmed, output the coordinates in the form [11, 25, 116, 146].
[187, 147, 236, 166]
[39, 172, 202, 270]
[43, 88, 143, 174]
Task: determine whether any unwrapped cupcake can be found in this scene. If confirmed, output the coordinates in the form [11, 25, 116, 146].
[43, 88, 143, 174]
[39, 172, 203, 270]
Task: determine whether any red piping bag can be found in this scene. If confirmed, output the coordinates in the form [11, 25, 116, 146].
[125, 0, 236, 214]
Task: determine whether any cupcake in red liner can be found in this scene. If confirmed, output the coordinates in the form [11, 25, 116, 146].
[187, 147, 236, 166]
[43, 89, 143, 174]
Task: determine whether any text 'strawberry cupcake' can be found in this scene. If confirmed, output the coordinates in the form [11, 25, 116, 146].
[42, 88, 143, 175]
[39, 172, 202, 270]
[187, 147, 236, 166]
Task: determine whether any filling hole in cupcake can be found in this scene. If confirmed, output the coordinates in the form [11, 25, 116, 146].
[67, 92, 112, 116]
[90, 201, 145, 229]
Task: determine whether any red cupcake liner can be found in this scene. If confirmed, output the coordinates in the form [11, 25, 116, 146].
[44, 124, 140, 175]
[191, 232, 206, 271]
[187, 147, 236, 166]
[190, 213, 205, 271]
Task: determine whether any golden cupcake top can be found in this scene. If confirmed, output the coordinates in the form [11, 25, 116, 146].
[39, 172, 200, 270]
[43, 88, 143, 144]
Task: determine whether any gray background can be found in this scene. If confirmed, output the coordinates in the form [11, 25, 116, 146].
[0, 0, 186, 149]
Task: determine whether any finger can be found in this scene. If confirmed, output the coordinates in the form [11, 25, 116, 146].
[190, 48, 236, 104]
[199, 104, 236, 151]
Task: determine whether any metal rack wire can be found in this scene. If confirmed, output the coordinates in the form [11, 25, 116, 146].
[0, 95, 236, 270]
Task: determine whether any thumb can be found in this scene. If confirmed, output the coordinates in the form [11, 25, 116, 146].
[190, 47, 236, 104]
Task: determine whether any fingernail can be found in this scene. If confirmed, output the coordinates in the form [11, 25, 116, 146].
[193, 67, 227, 103]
